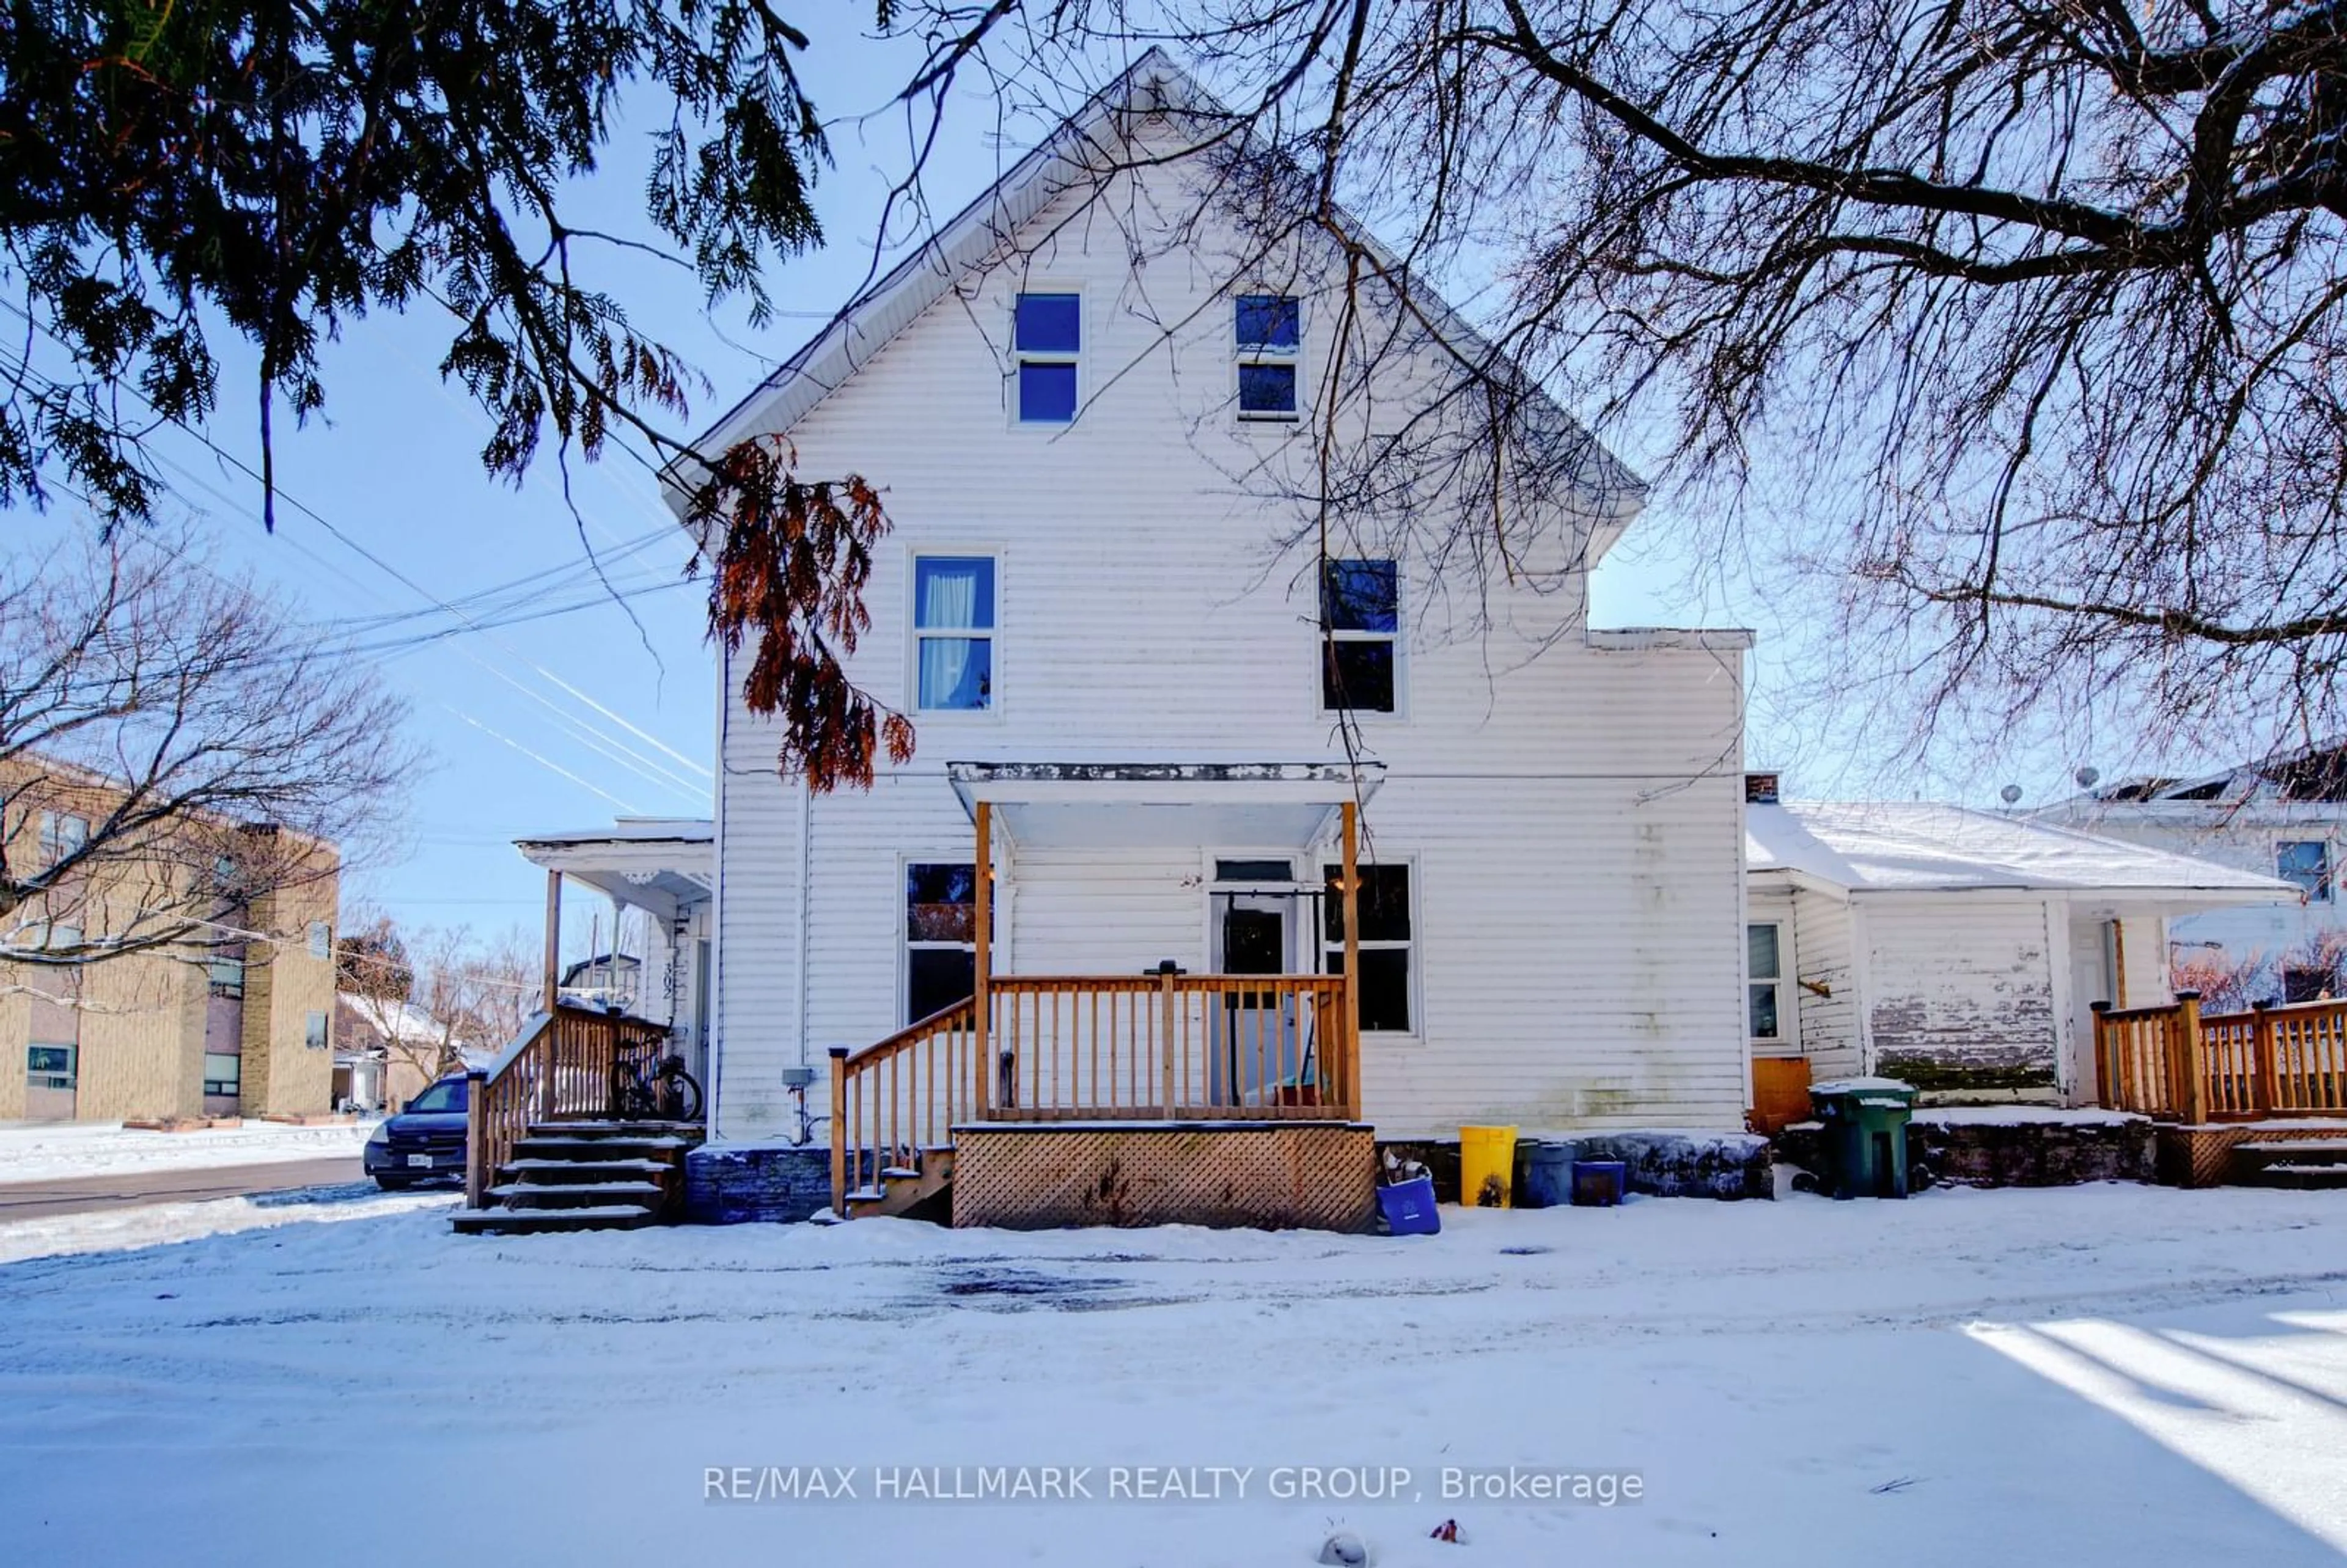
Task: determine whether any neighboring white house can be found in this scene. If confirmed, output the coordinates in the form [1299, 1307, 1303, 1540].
[333, 993, 451, 1113]
[2037, 739, 2347, 1003]
[1745, 800, 2295, 1103]
[511, 819, 716, 1086]
[658, 53, 1754, 1147]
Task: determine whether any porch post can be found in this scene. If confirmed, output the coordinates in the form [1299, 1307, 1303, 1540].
[974, 800, 993, 1118]
[542, 869, 563, 1015]
[1340, 799, 1361, 1116]
[2110, 918, 2128, 1008]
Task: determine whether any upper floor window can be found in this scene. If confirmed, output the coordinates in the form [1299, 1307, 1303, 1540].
[1321, 559, 1398, 714]
[309, 920, 332, 959]
[305, 1009, 331, 1050]
[39, 810, 88, 868]
[914, 556, 996, 711]
[208, 955, 245, 999]
[1014, 293, 1080, 423]
[2279, 840, 2333, 902]
[1235, 293, 1300, 419]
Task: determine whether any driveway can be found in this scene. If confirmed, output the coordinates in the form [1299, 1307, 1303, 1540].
[0, 1157, 370, 1220]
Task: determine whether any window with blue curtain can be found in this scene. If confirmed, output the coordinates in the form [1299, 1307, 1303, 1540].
[914, 555, 996, 710]
[1235, 293, 1301, 418]
[1015, 293, 1080, 423]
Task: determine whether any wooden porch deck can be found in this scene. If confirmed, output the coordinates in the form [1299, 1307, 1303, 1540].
[2092, 993, 2347, 1123]
[828, 798, 1373, 1226]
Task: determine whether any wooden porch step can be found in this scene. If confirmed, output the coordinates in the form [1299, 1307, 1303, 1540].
[845, 1149, 957, 1220]
[489, 1181, 666, 1209]
[449, 1205, 662, 1235]
[498, 1157, 674, 1183]
[511, 1134, 694, 1162]
[526, 1119, 705, 1140]
[2238, 1162, 2347, 1190]
[2228, 1137, 2347, 1188]
[2232, 1138, 2347, 1162]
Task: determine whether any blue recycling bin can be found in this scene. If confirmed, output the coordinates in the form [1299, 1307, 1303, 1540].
[1376, 1175, 1441, 1235]
[1570, 1160, 1627, 1207]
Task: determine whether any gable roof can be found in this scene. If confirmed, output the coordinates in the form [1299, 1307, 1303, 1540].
[666, 49, 1645, 537]
[1747, 800, 2296, 900]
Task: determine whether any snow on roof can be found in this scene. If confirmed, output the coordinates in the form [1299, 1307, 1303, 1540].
[337, 992, 445, 1044]
[513, 817, 714, 848]
[1747, 800, 2297, 897]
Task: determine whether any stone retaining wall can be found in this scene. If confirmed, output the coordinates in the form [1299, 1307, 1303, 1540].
[683, 1143, 833, 1223]
[1774, 1115, 2154, 1189]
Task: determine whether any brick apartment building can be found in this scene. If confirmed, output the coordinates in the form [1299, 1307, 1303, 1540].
[0, 763, 341, 1123]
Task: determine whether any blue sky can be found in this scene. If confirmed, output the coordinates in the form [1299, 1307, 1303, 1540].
[6, 26, 2062, 967]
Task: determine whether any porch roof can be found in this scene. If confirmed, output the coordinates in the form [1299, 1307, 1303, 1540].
[946, 761, 1384, 851]
[513, 818, 713, 917]
[1747, 800, 2297, 908]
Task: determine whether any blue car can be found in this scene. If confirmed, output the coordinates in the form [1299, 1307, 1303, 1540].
[362, 1076, 469, 1189]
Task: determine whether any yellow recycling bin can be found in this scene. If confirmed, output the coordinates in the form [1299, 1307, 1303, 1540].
[1460, 1125, 1519, 1208]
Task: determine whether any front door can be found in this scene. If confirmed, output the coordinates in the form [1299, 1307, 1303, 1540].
[1213, 893, 1299, 1107]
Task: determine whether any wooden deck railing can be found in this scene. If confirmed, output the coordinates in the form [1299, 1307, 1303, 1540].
[828, 999, 982, 1212]
[2092, 992, 2347, 1122]
[828, 970, 1354, 1215]
[465, 1005, 675, 1207]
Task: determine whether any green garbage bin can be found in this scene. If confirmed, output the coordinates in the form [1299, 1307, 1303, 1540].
[1808, 1078, 1917, 1200]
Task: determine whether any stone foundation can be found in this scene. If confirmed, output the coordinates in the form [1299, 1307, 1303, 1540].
[1774, 1112, 2154, 1189]
[683, 1143, 833, 1223]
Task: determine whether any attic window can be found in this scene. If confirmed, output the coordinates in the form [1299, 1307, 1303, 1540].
[1235, 294, 1299, 419]
[1015, 293, 1080, 423]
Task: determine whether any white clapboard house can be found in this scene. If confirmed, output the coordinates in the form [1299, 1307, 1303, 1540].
[483, 53, 1759, 1229]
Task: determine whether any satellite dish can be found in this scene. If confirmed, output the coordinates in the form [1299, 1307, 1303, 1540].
[2074, 765, 2101, 789]
[2000, 784, 2024, 805]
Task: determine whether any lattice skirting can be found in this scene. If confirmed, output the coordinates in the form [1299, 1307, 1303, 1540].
[950, 1122, 1377, 1231]
[2156, 1119, 2347, 1187]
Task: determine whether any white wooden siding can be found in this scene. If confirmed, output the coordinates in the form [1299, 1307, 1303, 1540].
[1861, 899, 2059, 1080]
[709, 157, 1747, 1140]
[1788, 893, 1863, 1079]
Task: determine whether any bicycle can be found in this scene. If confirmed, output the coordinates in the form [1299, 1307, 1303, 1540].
[609, 1051, 704, 1122]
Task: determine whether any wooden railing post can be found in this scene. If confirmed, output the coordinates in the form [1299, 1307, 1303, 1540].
[974, 800, 993, 1119]
[2176, 991, 2208, 1124]
[1340, 800, 1361, 1119]
[828, 1045, 849, 1217]
[464, 1067, 488, 1209]
[1158, 964, 1178, 1116]
[2252, 1000, 2280, 1112]
[2088, 1002, 2112, 1108]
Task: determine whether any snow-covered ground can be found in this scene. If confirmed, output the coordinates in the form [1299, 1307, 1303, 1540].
[2, 1185, 2343, 1566]
[0, 1118, 374, 1183]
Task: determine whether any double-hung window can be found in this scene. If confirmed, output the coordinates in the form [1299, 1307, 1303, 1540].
[913, 555, 996, 711]
[1321, 559, 1399, 713]
[1014, 293, 1081, 423]
[26, 1044, 75, 1092]
[1324, 862, 1413, 1033]
[2279, 840, 2333, 902]
[905, 863, 978, 1024]
[1235, 293, 1301, 419]
[38, 810, 88, 868]
[1747, 923, 1786, 1042]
